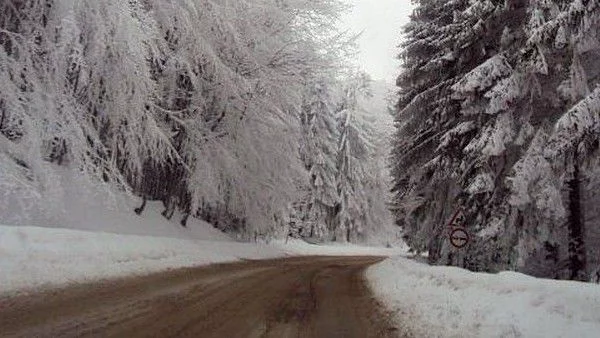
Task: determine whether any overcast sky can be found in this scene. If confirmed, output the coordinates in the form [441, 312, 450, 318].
[340, 0, 413, 84]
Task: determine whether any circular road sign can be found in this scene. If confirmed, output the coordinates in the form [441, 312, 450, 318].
[450, 228, 469, 249]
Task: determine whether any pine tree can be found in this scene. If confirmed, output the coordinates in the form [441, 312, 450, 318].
[297, 78, 339, 240]
[334, 72, 374, 242]
[392, 0, 507, 262]
[393, 0, 600, 280]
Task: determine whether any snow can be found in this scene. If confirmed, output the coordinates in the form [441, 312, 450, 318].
[467, 173, 494, 195]
[0, 168, 403, 295]
[553, 87, 600, 152]
[438, 121, 476, 150]
[464, 112, 515, 156]
[0, 225, 281, 295]
[0, 166, 405, 296]
[0, 167, 231, 241]
[451, 54, 512, 95]
[281, 238, 407, 257]
[368, 256, 600, 338]
[0, 225, 403, 296]
[507, 128, 566, 220]
[484, 73, 524, 115]
[554, 25, 567, 49]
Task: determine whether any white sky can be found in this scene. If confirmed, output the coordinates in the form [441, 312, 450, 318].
[340, 0, 414, 84]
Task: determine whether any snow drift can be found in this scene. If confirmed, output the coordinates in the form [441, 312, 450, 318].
[368, 256, 600, 338]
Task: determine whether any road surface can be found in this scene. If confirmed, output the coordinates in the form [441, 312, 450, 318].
[0, 256, 402, 337]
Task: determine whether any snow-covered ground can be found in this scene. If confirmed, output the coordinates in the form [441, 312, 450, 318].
[0, 225, 277, 294]
[0, 224, 402, 296]
[367, 256, 600, 338]
[0, 167, 235, 241]
[0, 169, 403, 295]
[0, 165, 405, 294]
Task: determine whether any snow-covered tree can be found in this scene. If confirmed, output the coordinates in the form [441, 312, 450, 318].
[296, 78, 339, 239]
[334, 72, 373, 242]
[291, 72, 394, 243]
[393, 0, 600, 281]
[0, 0, 352, 237]
[392, 0, 506, 261]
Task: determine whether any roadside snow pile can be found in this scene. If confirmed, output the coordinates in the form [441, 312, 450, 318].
[0, 225, 284, 295]
[0, 225, 404, 296]
[281, 238, 407, 257]
[368, 257, 600, 338]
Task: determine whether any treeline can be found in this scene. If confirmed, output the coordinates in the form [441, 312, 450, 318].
[392, 0, 600, 281]
[0, 0, 391, 242]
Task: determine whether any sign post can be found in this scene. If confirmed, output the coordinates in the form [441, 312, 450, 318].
[447, 208, 469, 249]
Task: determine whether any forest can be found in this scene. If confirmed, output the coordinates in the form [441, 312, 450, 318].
[2, 0, 600, 284]
[392, 0, 600, 282]
[0, 0, 393, 244]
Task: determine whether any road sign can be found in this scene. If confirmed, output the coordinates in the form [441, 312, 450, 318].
[450, 228, 469, 248]
[447, 208, 466, 228]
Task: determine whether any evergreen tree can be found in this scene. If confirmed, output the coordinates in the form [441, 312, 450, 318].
[393, 0, 600, 280]
[297, 78, 339, 240]
[334, 72, 375, 242]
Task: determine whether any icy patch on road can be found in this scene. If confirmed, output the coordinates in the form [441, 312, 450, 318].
[367, 256, 600, 337]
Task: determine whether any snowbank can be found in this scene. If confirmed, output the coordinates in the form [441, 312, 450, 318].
[0, 225, 285, 295]
[367, 257, 600, 338]
[281, 238, 406, 256]
[0, 225, 404, 296]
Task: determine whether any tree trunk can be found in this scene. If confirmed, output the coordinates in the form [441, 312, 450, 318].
[567, 157, 587, 281]
[346, 222, 351, 243]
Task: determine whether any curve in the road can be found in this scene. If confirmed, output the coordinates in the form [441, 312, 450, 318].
[0, 256, 403, 338]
